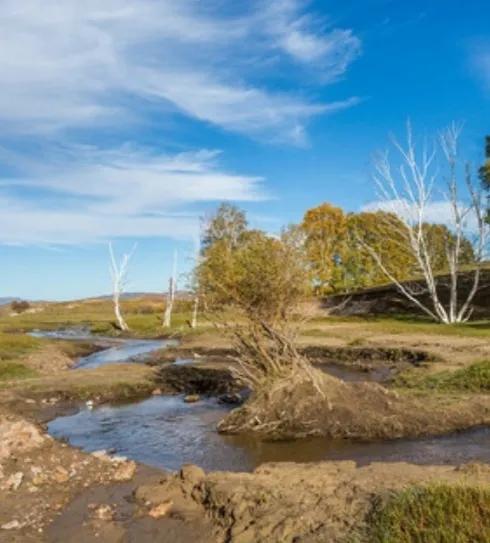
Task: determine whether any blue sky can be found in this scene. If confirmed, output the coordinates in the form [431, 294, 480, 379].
[1, 0, 489, 300]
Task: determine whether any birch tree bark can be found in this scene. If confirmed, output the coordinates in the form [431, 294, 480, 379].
[361, 122, 488, 324]
[108, 242, 136, 332]
[163, 250, 178, 328]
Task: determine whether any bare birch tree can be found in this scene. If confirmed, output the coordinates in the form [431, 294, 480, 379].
[190, 246, 200, 329]
[108, 242, 136, 331]
[162, 250, 178, 328]
[362, 122, 488, 323]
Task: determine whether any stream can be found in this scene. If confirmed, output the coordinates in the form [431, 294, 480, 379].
[41, 328, 490, 473]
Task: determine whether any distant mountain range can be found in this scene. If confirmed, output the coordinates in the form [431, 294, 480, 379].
[0, 291, 192, 305]
[0, 297, 20, 306]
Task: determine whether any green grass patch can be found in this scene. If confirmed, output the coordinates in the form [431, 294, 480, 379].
[367, 484, 490, 543]
[0, 361, 38, 381]
[397, 361, 490, 392]
[0, 332, 43, 360]
[307, 315, 490, 338]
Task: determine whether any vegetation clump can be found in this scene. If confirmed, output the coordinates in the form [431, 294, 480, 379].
[398, 361, 490, 392]
[367, 484, 490, 543]
[0, 361, 37, 381]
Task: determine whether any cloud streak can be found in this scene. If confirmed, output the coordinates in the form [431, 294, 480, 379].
[0, 146, 265, 245]
[0, 0, 361, 142]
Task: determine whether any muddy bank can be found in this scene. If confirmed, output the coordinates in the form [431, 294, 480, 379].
[218, 368, 490, 440]
[129, 460, 490, 543]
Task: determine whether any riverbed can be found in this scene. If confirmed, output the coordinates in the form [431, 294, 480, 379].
[42, 329, 490, 473]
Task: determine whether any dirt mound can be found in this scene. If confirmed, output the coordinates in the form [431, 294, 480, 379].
[133, 461, 490, 543]
[217, 368, 490, 440]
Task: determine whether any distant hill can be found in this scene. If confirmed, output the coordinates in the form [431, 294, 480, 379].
[0, 297, 20, 306]
[325, 268, 490, 319]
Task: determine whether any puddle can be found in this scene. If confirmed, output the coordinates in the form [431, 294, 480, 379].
[48, 396, 490, 472]
[318, 363, 392, 382]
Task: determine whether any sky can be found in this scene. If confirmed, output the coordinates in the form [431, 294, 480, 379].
[1, 0, 489, 300]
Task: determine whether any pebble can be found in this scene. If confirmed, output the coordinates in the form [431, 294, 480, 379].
[184, 394, 200, 403]
[4, 472, 23, 491]
[113, 461, 136, 482]
[1, 520, 22, 530]
[148, 500, 173, 519]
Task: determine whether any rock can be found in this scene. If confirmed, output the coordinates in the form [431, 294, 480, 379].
[111, 455, 127, 463]
[113, 461, 136, 482]
[148, 500, 173, 519]
[86, 400, 94, 409]
[184, 394, 200, 403]
[3, 472, 24, 491]
[1, 520, 22, 530]
[152, 388, 162, 396]
[92, 450, 111, 461]
[52, 466, 70, 483]
[90, 504, 114, 521]
[218, 393, 242, 405]
[0, 418, 45, 462]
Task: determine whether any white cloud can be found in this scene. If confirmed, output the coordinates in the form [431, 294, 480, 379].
[471, 44, 490, 89]
[0, 146, 265, 245]
[362, 199, 480, 232]
[0, 0, 361, 141]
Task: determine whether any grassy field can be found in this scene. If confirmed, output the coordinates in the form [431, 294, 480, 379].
[0, 297, 205, 337]
[305, 315, 490, 339]
[367, 484, 490, 542]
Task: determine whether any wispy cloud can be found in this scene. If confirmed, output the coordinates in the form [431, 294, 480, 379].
[0, 1, 361, 246]
[0, 146, 265, 245]
[469, 42, 490, 90]
[0, 0, 361, 142]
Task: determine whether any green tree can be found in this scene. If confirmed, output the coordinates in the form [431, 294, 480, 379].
[344, 211, 415, 290]
[479, 135, 490, 222]
[423, 223, 474, 272]
[197, 206, 310, 322]
[201, 202, 247, 252]
[300, 202, 347, 293]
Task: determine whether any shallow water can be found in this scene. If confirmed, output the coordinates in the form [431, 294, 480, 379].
[30, 328, 177, 369]
[74, 339, 177, 369]
[318, 363, 393, 382]
[48, 395, 490, 472]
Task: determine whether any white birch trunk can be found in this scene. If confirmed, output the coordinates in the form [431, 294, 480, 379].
[363, 122, 488, 324]
[163, 250, 178, 328]
[109, 242, 136, 332]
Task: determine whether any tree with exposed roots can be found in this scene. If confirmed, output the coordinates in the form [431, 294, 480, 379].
[108, 242, 136, 332]
[361, 122, 488, 324]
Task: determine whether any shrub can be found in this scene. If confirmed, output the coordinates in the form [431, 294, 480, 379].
[11, 300, 30, 313]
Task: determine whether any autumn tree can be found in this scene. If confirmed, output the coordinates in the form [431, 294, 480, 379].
[480, 135, 490, 222]
[300, 202, 347, 293]
[343, 211, 415, 290]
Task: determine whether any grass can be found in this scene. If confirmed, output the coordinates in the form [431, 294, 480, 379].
[0, 332, 43, 359]
[0, 297, 205, 338]
[397, 360, 490, 392]
[2, 363, 156, 399]
[306, 315, 490, 339]
[367, 484, 490, 543]
[0, 361, 38, 381]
